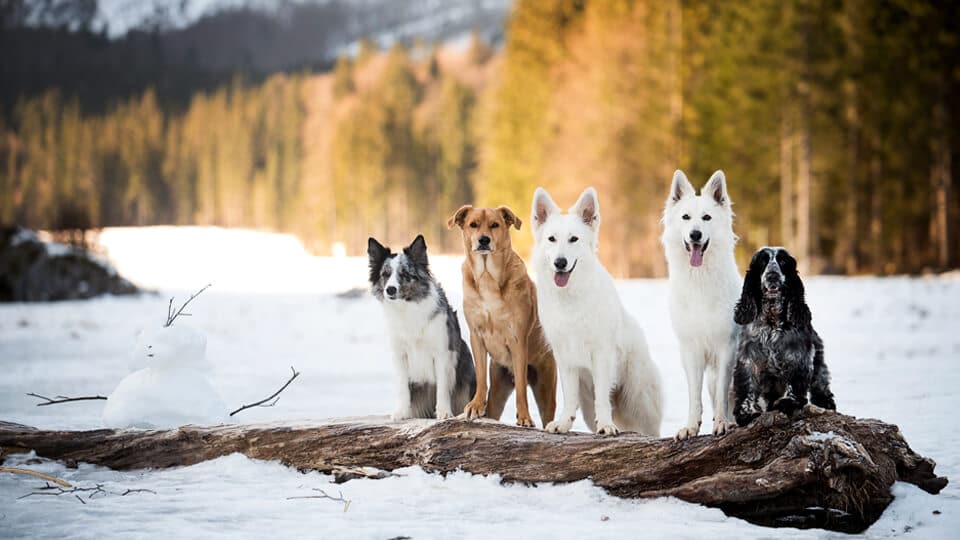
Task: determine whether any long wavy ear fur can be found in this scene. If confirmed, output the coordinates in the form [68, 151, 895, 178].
[782, 251, 812, 328]
[734, 255, 762, 325]
[367, 237, 390, 285]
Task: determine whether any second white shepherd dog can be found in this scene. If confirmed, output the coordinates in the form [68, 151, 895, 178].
[531, 187, 663, 436]
[662, 170, 740, 440]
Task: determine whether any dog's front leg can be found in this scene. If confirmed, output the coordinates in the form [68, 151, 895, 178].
[463, 333, 488, 419]
[511, 336, 535, 427]
[676, 349, 704, 440]
[545, 365, 580, 433]
[712, 346, 737, 435]
[591, 349, 620, 436]
[433, 353, 456, 420]
[391, 349, 414, 421]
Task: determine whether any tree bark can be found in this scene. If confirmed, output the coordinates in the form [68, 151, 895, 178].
[0, 410, 946, 534]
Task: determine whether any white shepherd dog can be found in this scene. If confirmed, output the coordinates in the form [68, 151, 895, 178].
[531, 187, 663, 436]
[662, 170, 741, 440]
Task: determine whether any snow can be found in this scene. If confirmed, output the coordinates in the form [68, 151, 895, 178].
[1, 226, 958, 538]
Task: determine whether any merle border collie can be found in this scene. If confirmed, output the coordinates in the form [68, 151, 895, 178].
[368, 235, 476, 420]
[733, 247, 836, 426]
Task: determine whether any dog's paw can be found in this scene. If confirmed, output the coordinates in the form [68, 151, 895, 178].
[735, 411, 761, 427]
[773, 396, 800, 416]
[596, 423, 621, 436]
[712, 417, 736, 436]
[545, 417, 574, 434]
[674, 423, 700, 441]
[391, 409, 414, 421]
[802, 403, 828, 416]
[463, 398, 487, 420]
[436, 410, 454, 421]
[516, 412, 535, 428]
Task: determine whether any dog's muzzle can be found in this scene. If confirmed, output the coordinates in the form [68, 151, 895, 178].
[474, 235, 492, 252]
[553, 258, 577, 288]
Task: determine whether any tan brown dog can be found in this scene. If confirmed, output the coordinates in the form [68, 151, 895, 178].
[448, 205, 557, 427]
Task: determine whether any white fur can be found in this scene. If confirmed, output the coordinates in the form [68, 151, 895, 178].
[531, 187, 663, 436]
[379, 256, 457, 420]
[661, 170, 741, 439]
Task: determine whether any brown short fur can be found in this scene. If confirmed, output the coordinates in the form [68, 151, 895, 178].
[448, 205, 557, 427]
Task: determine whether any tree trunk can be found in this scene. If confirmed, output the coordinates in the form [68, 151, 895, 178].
[780, 110, 794, 247]
[931, 100, 952, 270]
[0, 410, 946, 534]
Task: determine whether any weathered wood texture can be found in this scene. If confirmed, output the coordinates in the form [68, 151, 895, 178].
[0, 410, 946, 533]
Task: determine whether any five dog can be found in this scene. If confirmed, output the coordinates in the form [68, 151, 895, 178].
[531, 188, 663, 436]
[368, 235, 476, 420]
[732, 247, 836, 425]
[661, 170, 741, 439]
[447, 205, 557, 428]
[369, 174, 836, 438]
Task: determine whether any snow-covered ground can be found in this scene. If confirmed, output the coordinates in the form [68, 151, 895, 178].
[1, 227, 958, 539]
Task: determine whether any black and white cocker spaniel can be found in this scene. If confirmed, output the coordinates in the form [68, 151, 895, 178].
[732, 247, 836, 426]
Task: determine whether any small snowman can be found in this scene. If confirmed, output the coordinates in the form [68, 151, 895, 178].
[102, 286, 227, 429]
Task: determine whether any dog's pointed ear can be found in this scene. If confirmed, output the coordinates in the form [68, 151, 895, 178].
[367, 237, 390, 284]
[498, 206, 522, 230]
[531, 187, 560, 231]
[447, 205, 472, 229]
[668, 170, 695, 206]
[703, 170, 731, 208]
[404, 234, 429, 269]
[734, 252, 762, 325]
[571, 187, 600, 229]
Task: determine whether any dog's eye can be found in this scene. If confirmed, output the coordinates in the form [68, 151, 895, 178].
[569, 236, 578, 243]
[490, 222, 500, 229]
[469, 222, 479, 228]
[702, 214, 712, 221]
[548, 236, 556, 242]
[682, 214, 691, 220]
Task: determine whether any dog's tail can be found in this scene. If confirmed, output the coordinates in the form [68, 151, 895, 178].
[612, 336, 664, 437]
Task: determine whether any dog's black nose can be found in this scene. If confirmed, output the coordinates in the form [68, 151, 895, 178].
[554, 257, 568, 271]
[689, 230, 702, 242]
[386, 286, 397, 296]
[478, 236, 491, 246]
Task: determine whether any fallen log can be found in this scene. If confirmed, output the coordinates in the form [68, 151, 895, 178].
[0, 410, 946, 533]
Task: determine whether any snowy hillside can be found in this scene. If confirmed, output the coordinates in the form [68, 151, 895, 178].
[14, 0, 513, 44]
[0, 227, 957, 538]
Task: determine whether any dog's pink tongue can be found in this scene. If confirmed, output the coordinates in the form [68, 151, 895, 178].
[689, 244, 704, 267]
[554, 272, 570, 287]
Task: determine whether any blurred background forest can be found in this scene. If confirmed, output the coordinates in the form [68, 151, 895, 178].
[1, 0, 957, 277]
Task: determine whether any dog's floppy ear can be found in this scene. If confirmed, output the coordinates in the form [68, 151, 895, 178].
[668, 169, 695, 206]
[734, 251, 763, 325]
[447, 205, 472, 229]
[367, 237, 390, 284]
[531, 187, 560, 231]
[498, 206, 522, 230]
[781, 250, 812, 328]
[702, 170, 731, 208]
[571, 187, 600, 230]
[404, 234, 429, 270]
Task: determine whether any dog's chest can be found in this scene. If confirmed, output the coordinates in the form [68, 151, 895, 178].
[468, 275, 517, 361]
[745, 325, 808, 374]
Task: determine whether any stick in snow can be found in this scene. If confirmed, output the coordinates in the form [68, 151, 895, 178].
[26, 393, 108, 407]
[165, 283, 212, 327]
[229, 366, 301, 417]
[0, 467, 72, 487]
[287, 488, 351, 512]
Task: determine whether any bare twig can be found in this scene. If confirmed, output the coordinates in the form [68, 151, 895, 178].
[164, 284, 212, 327]
[0, 467, 72, 487]
[26, 393, 107, 407]
[287, 488, 351, 512]
[18, 482, 156, 503]
[229, 366, 301, 417]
